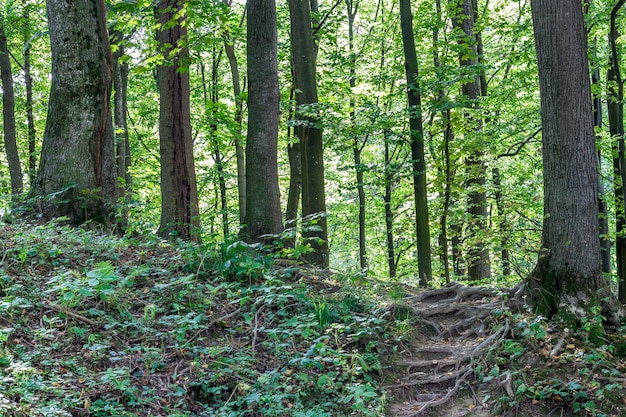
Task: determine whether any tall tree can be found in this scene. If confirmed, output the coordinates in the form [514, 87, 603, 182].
[346, 0, 368, 274]
[22, 2, 37, 186]
[288, 0, 329, 267]
[221, 0, 246, 226]
[30, 0, 117, 225]
[450, 0, 491, 281]
[528, 0, 623, 323]
[111, 29, 131, 224]
[242, 0, 283, 241]
[608, 0, 626, 303]
[0, 15, 23, 195]
[400, 0, 432, 286]
[156, 0, 201, 242]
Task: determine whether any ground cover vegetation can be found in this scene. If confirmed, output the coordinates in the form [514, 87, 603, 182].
[1, 0, 626, 415]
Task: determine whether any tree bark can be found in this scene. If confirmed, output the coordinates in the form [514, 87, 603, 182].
[31, 0, 117, 225]
[529, 0, 623, 324]
[157, 0, 201, 242]
[0, 16, 23, 195]
[243, 0, 284, 241]
[400, 0, 432, 286]
[288, 0, 329, 267]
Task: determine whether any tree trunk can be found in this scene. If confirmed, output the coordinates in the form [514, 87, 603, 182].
[450, 0, 491, 281]
[608, 0, 626, 303]
[222, 0, 246, 226]
[493, 168, 511, 276]
[31, 0, 117, 225]
[243, 0, 284, 241]
[111, 30, 131, 227]
[590, 45, 611, 276]
[346, 0, 367, 274]
[22, 3, 37, 187]
[0, 17, 23, 195]
[288, 0, 329, 267]
[157, 0, 201, 242]
[529, 0, 623, 324]
[384, 130, 397, 278]
[285, 83, 301, 245]
[400, 0, 432, 286]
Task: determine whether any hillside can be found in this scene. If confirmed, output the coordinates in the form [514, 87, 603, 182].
[0, 221, 625, 416]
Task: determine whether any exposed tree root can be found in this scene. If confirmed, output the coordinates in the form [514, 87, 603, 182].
[388, 283, 509, 416]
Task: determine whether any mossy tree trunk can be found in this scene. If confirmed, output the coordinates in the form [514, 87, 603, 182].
[156, 0, 201, 242]
[529, 0, 624, 324]
[31, 0, 117, 225]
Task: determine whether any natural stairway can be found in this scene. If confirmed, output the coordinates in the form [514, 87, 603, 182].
[386, 282, 510, 417]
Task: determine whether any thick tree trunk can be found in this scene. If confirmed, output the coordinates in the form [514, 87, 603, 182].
[450, 0, 491, 281]
[400, 0, 432, 286]
[529, 0, 623, 324]
[157, 0, 201, 242]
[243, 0, 284, 241]
[288, 0, 329, 267]
[0, 17, 23, 195]
[31, 0, 117, 225]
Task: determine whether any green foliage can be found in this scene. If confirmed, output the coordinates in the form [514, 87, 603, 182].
[480, 312, 626, 416]
[0, 220, 409, 415]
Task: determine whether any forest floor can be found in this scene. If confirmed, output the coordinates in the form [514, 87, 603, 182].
[0, 220, 625, 416]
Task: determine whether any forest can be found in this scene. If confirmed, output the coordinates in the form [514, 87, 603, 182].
[1, 0, 626, 416]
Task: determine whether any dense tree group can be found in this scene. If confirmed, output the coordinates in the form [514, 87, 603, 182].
[1, 0, 626, 321]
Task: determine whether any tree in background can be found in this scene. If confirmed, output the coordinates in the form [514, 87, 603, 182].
[156, 0, 201, 242]
[30, 0, 117, 225]
[0, 15, 23, 195]
[400, 0, 432, 286]
[450, 0, 491, 281]
[288, 0, 329, 268]
[242, 0, 284, 241]
[528, 0, 623, 324]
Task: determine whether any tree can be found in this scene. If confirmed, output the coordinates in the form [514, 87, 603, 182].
[242, 0, 283, 241]
[288, 0, 329, 267]
[450, 0, 491, 281]
[607, 0, 626, 303]
[156, 0, 201, 242]
[30, 0, 117, 225]
[528, 0, 623, 324]
[0, 15, 23, 195]
[400, 0, 432, 286]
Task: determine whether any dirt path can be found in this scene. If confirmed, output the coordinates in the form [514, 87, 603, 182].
[386, 283, 509, 417]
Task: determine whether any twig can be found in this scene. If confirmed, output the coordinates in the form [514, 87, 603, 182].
[549, 329, 570, 358]
[44, 299, 101, 327]
[186, 308, 241, 346]
[251, 304, 266, 355]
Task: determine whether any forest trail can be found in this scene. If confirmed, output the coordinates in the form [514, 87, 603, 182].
[386, 283, 509, 417]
